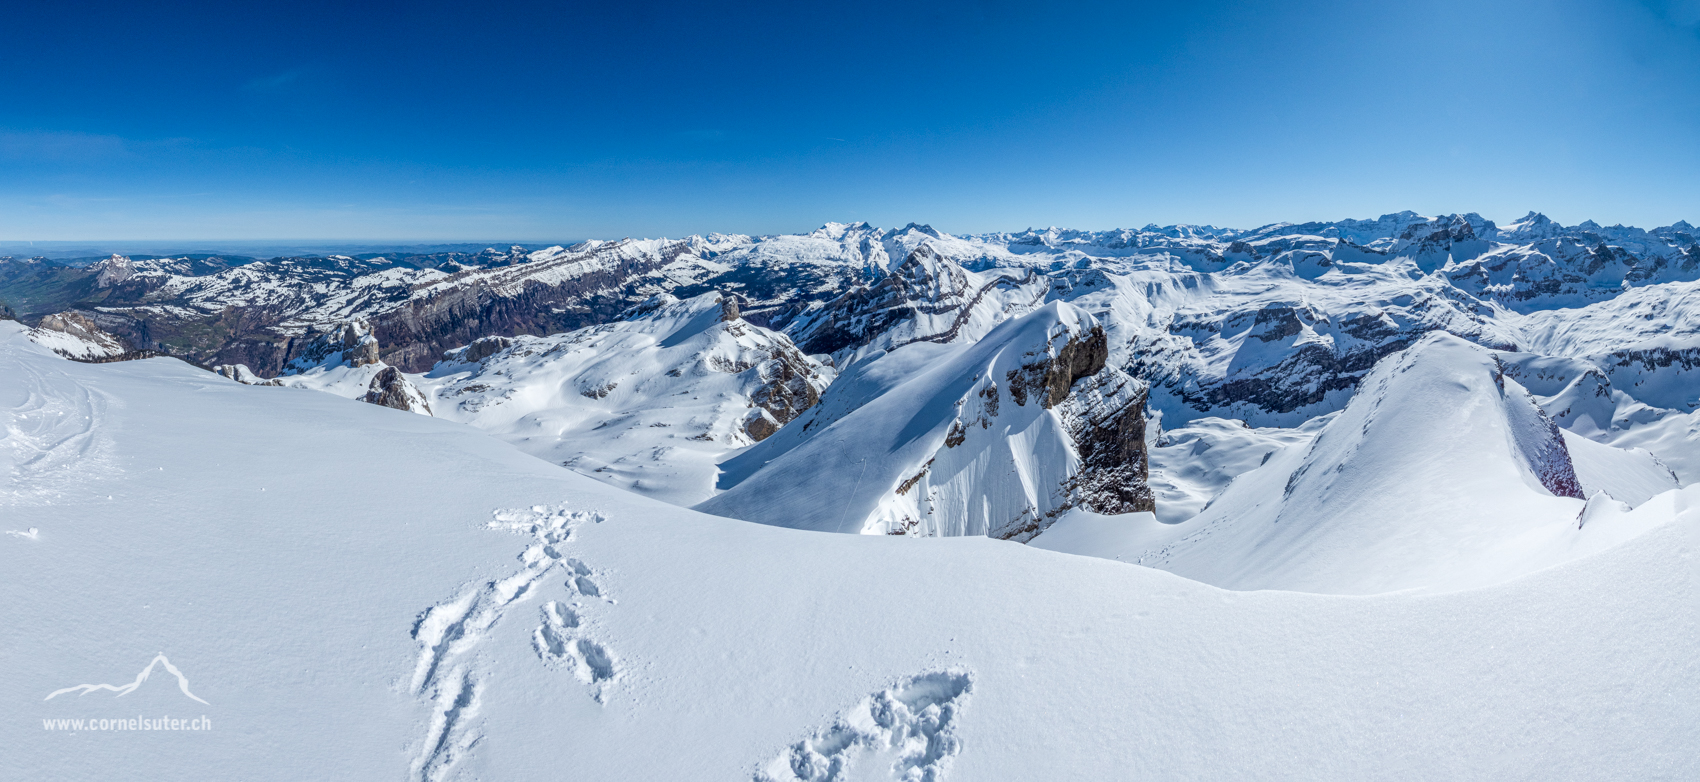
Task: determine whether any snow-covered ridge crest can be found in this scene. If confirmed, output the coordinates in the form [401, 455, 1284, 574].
[1053, 333, 1664, 594]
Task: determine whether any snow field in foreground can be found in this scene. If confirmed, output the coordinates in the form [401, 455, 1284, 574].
[3, 323, 1699, 780]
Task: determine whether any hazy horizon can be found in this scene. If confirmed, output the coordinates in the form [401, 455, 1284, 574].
[6, 207, 1697, 258]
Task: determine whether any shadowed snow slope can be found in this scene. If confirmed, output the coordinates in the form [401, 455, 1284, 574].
[1037, 333, 1672, 594]
[700, 301, 1151, 539]
[1562, 430, 1681, 508]
[1145, 416, 1328, 523]
[4, 322, 1699, 779]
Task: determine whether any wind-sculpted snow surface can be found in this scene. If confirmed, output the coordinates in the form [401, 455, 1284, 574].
[0, 323, 116, 506]
[5, 327, 1700, 779]
[1145, 416, 1328, 523]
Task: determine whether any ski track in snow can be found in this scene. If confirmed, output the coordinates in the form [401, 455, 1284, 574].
[756, 671, 974, 782]
[1, 358, 115, 508]
[407, 504, 615, 782]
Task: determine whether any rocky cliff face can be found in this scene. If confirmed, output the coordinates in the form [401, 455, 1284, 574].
[982, 323, 1154, 541]
[1057, 370, 1155, 517]
[787, 245, 1043, 363]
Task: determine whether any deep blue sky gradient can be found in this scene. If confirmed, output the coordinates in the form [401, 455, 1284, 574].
[4, 0, 1700, 240]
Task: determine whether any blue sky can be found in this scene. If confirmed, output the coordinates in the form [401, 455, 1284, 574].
[3, 0, 1699, 240]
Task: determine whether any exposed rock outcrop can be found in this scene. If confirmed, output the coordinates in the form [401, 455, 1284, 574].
[1057, 371, 1155, 516]
[995, 325, 1153, 539]
[32, 310, 128, 359]
[744, 408, 780, 441]
[461, 335, 513, 364]
[363, 367, 433, 415]
[747, 342, 824, 429]
[1492, 357, 1584, 499]
[342, 321, 381, 367]
[288, 320, 381, 371]
[1005, 324, 1109, 409]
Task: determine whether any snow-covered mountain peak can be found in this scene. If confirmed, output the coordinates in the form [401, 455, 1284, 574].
[703, 299, 1152, 538]
[90, 253, 136, 288]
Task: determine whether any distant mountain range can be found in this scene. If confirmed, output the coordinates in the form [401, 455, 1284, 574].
[15, 210, 1694, 545]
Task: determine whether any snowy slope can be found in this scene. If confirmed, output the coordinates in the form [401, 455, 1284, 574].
[24, 312, 128, 360]
[5, 322, 1700, 781]
[416, 292, 832, 505]
[241, 293, 832, 505]
[1034, 334, 1667, 594]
